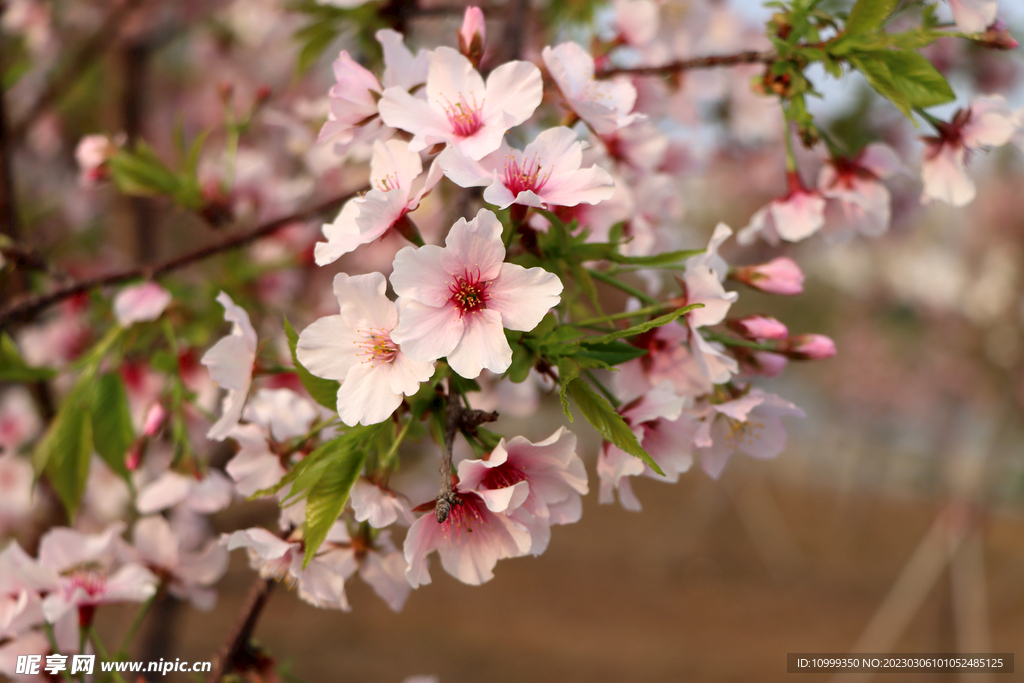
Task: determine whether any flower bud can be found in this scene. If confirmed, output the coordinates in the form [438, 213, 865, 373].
[749, 350, 788, 377]
[458, 6, 486, 69]
[142, 402, 168, 437]
[782, 334, 836, 360]
[976, 21, 1018, 50]
[733, 257, 804, 295]
[729, 315, 789, 341]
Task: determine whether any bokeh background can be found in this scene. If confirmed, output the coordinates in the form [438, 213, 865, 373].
[3, 0, 1024, 681]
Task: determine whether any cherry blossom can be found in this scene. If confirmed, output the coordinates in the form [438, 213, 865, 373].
[694, 389, 806, 478]
[129, 516, 228, 610]
[225, 526, 354, 610]
[612, 322, 713, 403]
[437, 126, 615, 209]
[135, 469, 234, 516]
[350, 478, 415, 528]
[920, 95, 1019, 207]
[738, 173, 827, 245]
[390, 209, 563, 378]
[680, 224, 739, 384]
[948, 0, 998, 35]
[0, 543, 46, 640]
[35, 523, 158, 625]
[404, 481, 531, 587]
[113, 282, 172, 326]
[0, 453, 36, 535]
[729, 315, 789, 341]
[201, 292, 257, 441]
[782, 333, 837, 360]
[598, 384, 697, 511]
[458, 6, 486, 67]
[378, 46, 542, 161]
[456, 428, 587, 555]
[297, 272, 434, 426]
[818, 144, 904, 242]
[542, 41, 642, 135]
[314, 139, 442, 265]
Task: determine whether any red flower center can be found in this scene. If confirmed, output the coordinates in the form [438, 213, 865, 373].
[441, 94, 484, 137]
[503, 154, 549, 197]
[481, 462, 528, 490]
[448, 268, 490, 317]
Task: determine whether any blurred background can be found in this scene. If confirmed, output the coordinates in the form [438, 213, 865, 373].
[2, 0, 1024, 681]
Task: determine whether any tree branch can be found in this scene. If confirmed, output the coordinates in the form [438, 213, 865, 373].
[205, 576, 273, 683]
[0, 188, 365, 330]
[596, 50, 775, 78]
[434, 381, 498, 523]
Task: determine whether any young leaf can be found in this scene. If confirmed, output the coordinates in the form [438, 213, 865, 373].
[36, 386, 94, 517]
[556, 358, 581, 419]
[303, 446, 368, 567]
[0, 333, 57, 382]
[873, 50, 955, 108]
[848, 55, 912, 118]
[90, 372, 134, 482]
[576, 340, 648, 366]
[606, 249, 705, 267]
[283, 317, 341, 412]
[567, 378, 664, 476]
[846, 0, 899, 35]
[574, 305, 702, 346]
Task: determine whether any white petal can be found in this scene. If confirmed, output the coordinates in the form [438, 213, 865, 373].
[440, 209, 506, 281]
[338, 361, 404, 426]
[487, 263, 562, 331]
[446, 309, 512, 378]
[391, 300, 465, 364]
[390, 245, 452, 307]
[296, 315, 362, 382]
[482, 59, 543, 128]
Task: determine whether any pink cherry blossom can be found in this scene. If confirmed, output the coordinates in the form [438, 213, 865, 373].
[350, 478, 415, 528]
[224, 423, 287, 497]
[135, 470, 234, 516]
[0, 542, 46, 640]
[297, 272, 434, 426]
[113, 282, 172, 326]
[390, 209, 563, 378]
[456, 428, 587, 555]
[0, 452, 35, 535]
[225, 526, 354, 610]
[693, 389, 806, 478]
[818, 144, 903, 241]
[920, 95, 1019, 207]
[314, 139, 442, 265]
[438, 126, 615, 209]
[598, 384, 697, 511]
[738, 173, 826, 245]
[317, 52, 383, 148]
[732, 257, 805, 295]
[680, 224, 739, 384]
[612, 322, 713, 403]
[404, 481, 531, 587]
[201, 292, 257, 441]
[36, 524, 158, 625]
[0, 387, 40, 455]
[74, 134, 119, 185]
[378, 46, 542, 161]
[542, 42, 642, 135]
[130, 516, 228, 610]
[948, 0, 997, 34]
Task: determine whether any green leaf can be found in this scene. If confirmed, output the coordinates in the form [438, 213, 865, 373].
[507, 340, 533, 383]
[556, 358, 581, 420]
[108, 148, 181, 197]
[574, 305, 702, 346]
[606, 249, 705, 267]
[35, 386, 94, 517]
[567, 379, 664, 476]
[0, 333, 57, 382]
[303, 446, 368, 567]
[283, 317, 341, 412]
[90, 373, 134, 482]
[849, 55, 912, 118]
[576, 340, 648, 366]
[873, 50, 955, 109]
[846, 0, 898, 35]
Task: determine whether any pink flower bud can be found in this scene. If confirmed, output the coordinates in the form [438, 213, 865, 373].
[977, 21, 1018, 50]
[729, 315, 789, 341]
[783, 334, 836, 360]
[142, 403, 168, 437]
[733, 257, 805, 295]
[458, 7, 486, 68]
[750, 351, 788, 377]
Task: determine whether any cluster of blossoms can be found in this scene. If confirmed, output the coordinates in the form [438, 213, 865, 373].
[0, 0, 1019, 678]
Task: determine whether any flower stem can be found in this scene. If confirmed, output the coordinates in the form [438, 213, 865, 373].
[42, 622, 73, 683]
[117, 592, 156, 656]
[586, 268, 659, 305]
[584, 370, 620, 408]
[379, 416, 413, 472]
[90, 626, 128, 683]
[572, 302, 673, 328]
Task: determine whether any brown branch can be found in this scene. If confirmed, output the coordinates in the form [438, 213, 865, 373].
[434, 381, 498, 523]
[10, 0, 147, 140]
[205, 576, 273, 683]
[596, 50, 776, 78]
[0, 188, 365, 330]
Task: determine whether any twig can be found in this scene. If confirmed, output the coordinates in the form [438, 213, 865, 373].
[10, 0, 148, 140]
[205, 576, 273, 683]
[0, 188, 365, 330]
[596, 50, 775, 78]
[434, 381, 498, 523]
[122, 39, 157, 263]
